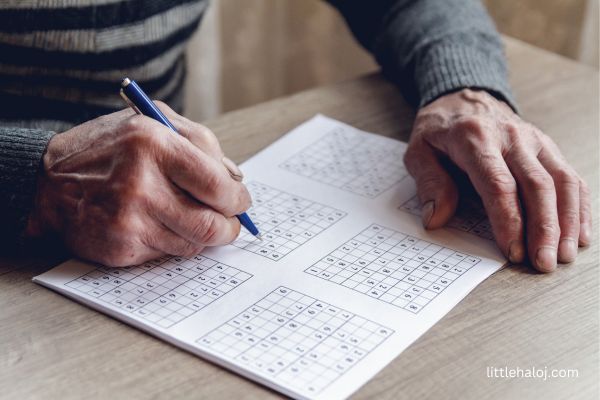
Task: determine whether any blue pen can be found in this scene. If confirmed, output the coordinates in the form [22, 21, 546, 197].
[120, 77, 262, 240]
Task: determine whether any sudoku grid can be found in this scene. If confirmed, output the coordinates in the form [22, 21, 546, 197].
[305, 224, 481, 314]
[279, 126, 407, 198]
[231, 182, 346, 260]
[196, 287, 393, 396]
[64, 255, 252, 328]
[400, 195, 494, 240]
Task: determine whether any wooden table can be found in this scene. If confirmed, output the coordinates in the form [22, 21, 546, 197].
[1, 37, 598, 400]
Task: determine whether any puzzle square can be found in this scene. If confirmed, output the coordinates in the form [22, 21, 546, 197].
[197, 287, 393, 396]
[231, 182, 346, 260]
[279, 126, 408, 198]
[64, 255, 252, 328]
[400, 195, 494, 240]
[306, 224, 481, 314]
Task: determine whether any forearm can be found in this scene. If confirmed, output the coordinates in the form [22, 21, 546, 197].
[327, 0, 516, 110]
[0, 127, 54, 250]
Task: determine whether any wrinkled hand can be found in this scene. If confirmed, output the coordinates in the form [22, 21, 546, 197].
[404, 89, 591, 272]
[27, 104, 251, 267]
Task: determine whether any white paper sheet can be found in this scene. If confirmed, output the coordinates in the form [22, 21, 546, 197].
[34, 115, 506, 400]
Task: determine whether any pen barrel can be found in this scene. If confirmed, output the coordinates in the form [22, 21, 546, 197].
[121, 79, 178, 133]
[237, 213, 259, 236]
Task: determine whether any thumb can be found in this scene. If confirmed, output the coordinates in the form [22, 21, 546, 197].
[403, 140, 459, 229]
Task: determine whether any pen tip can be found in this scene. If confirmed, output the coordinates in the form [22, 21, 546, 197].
[256, 233, 263, 242]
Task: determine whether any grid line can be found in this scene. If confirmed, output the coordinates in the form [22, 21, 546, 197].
[279, 127, 407, 198]
[197, 286, 393, 396]
[305, 224, 481, 313]
[231, 182, 346, 260]
[65, 255, 252, 328]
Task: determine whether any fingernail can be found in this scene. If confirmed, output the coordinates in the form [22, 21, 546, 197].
[508, 240, 525, 263]
[422, 201, 435, 228]
[222, 156, 244, 182]
[535, 246, 557, 273]
[558, 238, 577, 263]
[580, 222, 591, 246]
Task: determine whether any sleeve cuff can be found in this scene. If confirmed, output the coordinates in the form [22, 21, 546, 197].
[0, 128, 55, 249]
[415, 42, 518, 112]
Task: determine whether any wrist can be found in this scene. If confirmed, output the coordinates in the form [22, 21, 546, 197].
[25, 133, 64, 237]
[425, 88, 516, 115]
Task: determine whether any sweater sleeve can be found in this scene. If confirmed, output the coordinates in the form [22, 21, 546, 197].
[326, 0, 517, 110]
[0, 127, 54, 250]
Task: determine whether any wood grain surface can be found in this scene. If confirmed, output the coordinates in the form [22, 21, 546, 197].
[1, 37, 598, 400]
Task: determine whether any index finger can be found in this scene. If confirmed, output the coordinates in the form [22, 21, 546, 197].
[154, 101, 224, 160]
[458, 147, 526, 263]
[506, 146, 560, 272]
[151, 121, 251, 217]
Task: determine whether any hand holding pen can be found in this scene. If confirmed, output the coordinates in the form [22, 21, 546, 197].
[120, 78, 261, 240]
[25, 80, 257, 267]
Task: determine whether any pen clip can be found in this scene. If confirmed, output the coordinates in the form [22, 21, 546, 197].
[119, 89, 142, 115]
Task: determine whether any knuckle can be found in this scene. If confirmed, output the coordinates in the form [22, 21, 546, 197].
[215, 184, 251, 218]
[196, 123, 215, 138]
[485, 169, 517, 196]
[503, 129, 527, 157]
[193, 123, 221, 151]
[119, 115, 147, 134]
[535, 222, 560, 240]
[553, 169, 579, 187]
[453, 117, 487, 139]
[524, 171, 554, 192]
[190, 212, 219, 244]
[560, 209, 580, 228]
[120, 119, 166, 152]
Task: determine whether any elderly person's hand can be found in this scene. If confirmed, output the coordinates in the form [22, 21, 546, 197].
[404, 89, 591, 272]
[26, 104, 251, 267]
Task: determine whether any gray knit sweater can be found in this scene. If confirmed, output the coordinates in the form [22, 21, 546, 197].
[0, 0, 514, 251]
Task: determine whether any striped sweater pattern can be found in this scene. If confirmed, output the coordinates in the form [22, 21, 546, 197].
[0, 0, 208, 132]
